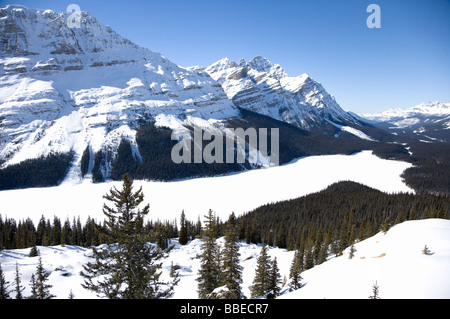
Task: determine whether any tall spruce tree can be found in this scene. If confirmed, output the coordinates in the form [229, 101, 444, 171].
[179, 210, 188, 245]
[81, 173, 177, 299]
[14, 262, 25, 299]
[220, 212, 244, 299]
[267, 257, 281, 299]
[288, 250, 303, 292]
[250, 244, 271, 299]
[197, 209, 221, 299]
[29, 257, 54, 299]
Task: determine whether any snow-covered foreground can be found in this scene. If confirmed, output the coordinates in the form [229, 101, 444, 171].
[281, 218, 450, 299]
[0, 219, 449, 299]
[0, 151, 413, 225]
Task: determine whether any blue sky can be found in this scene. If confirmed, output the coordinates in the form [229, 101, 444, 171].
[5, 0, 450, 113]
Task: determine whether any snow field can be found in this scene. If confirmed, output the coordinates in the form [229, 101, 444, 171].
[1, 219, 449, 299]
[280, 219, 450, 299]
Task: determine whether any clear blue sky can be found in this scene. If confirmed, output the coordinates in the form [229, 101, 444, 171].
[5, 0, 450, 114]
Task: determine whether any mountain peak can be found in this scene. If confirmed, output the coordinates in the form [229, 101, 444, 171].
[247, 56, 287, 79]
[0, 5, 146, 59]
[205, 56, 353, 130]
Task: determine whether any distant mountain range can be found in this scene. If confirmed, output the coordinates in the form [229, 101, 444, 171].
[1, 5, 449, 193]
[360, 101, 450, 143]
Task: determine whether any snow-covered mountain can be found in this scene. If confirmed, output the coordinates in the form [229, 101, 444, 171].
[0, 4, 389, 189]
[0, 4, 429, 192]
[360, 101, 450, 142]
[0, 5, 239, 182]
[202, 56, 358, 131]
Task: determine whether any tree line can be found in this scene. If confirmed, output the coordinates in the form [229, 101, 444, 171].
[0, 214, 180, 251]
[0, 151, 74, 191]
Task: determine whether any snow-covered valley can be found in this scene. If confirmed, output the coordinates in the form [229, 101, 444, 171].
[1, 218, 449, 299]
[0, 151, 413, 225]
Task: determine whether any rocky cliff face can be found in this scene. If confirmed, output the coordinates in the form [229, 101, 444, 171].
[203, 56, 356, 130]
[0, 5, 238, 182]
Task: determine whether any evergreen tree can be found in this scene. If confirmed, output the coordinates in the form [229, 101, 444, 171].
[179, 210, 188, 245]
[267, 257, 281, 299]
[197, 209, 221, 299]
[80, 145, 90, 178]
[348, 225, 356, 259]
[81, 173, 177, 299]
[304, 245, 314, 270]
[61, 218, 71, 246]
[29, 245, 39, 257]
[220, 212, 244, 299]
[30, 257, 55, 299]
[380, 217, 391, 234]
[422, 245, 432, 255]
[29, 274, 37, 299]
[276, 220, 287, 249]
[250, 244, 271, 299]
[14, 262, 25, 299]
[369, 281, 380, 299]
[0, 264, 11, 299]
[288, 250, 303, 292]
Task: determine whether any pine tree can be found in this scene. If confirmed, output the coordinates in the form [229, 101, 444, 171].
[29, 274, 37, 299]
[220, 212, 244, 299]
[250, 244, 271, 299]
[0, 263, 11, 299]
[348, 225, 356, 259]
[267, 257, 281, 299]
[380, 217, 391, 235]
[30, 257, 55, 299]
[276, 220, 287, 249]
[369, 281, 380, 299]
[197, 209, 221, 299]
[14, 262, 25, 299]
[304, 245, 314, 270]
[288, 250, 303, 291]
[422, 245, 432, 255]
[179, 210, 188, 245]
[29, 245, 39, 257]
[81, 173, 177, 299]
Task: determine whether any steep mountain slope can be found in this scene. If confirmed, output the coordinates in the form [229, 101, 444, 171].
[201, 56, 393, 143]
[202, 57, 352, 129]
[0, 5, 239, 184]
